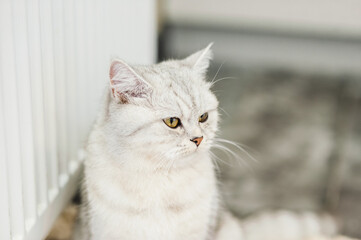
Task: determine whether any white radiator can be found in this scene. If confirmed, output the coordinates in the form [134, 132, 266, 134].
[0, 0, 156, 239]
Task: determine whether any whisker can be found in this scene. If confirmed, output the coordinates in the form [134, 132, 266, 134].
[210, 76, 237, 87]
[210, 61, 225, 84]
[212, 143, 243, 166]
[218, 107, 230, 118]
[167, 157, 176, 176]
[210, 151, 232, 168]
[153, 148, 180, 174]
[210, 153, 221, 172]
[210, 137, 258, 171]
[214, 138, 258, 164]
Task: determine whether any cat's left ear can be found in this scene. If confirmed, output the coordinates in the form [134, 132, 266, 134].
[109, 59, 152, 104]
[183, 42, 213, 75]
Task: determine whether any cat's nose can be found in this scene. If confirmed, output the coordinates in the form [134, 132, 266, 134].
[190, 136, 203, 147]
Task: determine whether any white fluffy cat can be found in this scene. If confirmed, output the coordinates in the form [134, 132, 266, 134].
[73, 44, 337, 240]
[73, 44, 242, 240]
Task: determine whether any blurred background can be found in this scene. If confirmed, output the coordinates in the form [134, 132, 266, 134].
[1, 0, 360, 239]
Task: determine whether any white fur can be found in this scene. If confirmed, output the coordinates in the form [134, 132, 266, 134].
[74, 45, 235, 240]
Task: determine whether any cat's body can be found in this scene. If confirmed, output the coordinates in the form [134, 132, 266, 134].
[74, 44, 243, 240]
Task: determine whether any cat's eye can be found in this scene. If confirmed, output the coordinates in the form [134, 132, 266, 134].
[163, 117, 180, 128]
[199, 112, 208, 123]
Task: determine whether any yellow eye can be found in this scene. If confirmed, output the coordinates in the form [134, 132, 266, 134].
[163, 117, 180, 128]
[199, 112, 208, 123]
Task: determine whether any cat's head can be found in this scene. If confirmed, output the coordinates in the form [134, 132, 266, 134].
[105, 44, 218, 168]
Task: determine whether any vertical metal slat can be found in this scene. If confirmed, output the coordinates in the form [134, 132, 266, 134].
[11, 0, 38, 232]
[52, 0, 69, 186]
[0, 60, 11, 240]
[63, 0, 79, 172]
[26, 0, 49, 216]
[0, 0, 26, 237]
[74, 0, 88, 146]
[39, 0, 59, 202]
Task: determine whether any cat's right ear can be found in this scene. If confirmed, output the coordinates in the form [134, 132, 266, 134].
[109, 60, 152, 103]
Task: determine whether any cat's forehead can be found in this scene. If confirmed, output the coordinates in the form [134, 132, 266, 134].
[138, 61, 200, 86]
[136, 61, 217, 117]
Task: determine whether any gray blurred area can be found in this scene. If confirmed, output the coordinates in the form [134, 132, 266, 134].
[159, 19, 361, 238]
[209, 68, 361, 237]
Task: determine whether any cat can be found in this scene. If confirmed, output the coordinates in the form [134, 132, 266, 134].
[73, 44, 243, 240]
[72, 44, 338, 240]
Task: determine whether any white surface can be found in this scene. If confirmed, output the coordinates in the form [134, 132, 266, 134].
[52, 0, 69, 177]
[64, 0, 79, 170]
[26, 0, 49, 217]
[39, 0, 59, 197]
[165, 0, 361, 37]
[11, 0, 37, 232]
[0, 97, 11, 240]
[0, 1, 26, 238]
[165, 27, 361, 75]
[0, 0, 156, 239]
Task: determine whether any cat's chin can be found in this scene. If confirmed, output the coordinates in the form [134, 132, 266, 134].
[178, 145, 208, 157]
[170, 148, 209, 168]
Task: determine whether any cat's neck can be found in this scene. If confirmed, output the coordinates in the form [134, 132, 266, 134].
[85, 146, 216, 208]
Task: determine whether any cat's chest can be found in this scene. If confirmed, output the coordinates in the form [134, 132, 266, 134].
[101, 160, 216, 210]
[87, 159, 217, 240]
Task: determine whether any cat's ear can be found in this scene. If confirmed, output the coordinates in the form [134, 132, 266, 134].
[109, 59, 152, 103]
[183, 43, 213, 75]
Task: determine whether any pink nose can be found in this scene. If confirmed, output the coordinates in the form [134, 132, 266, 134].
[190, 136, 203, 147]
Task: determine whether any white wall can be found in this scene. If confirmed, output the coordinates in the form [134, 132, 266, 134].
[165, 0, 361, 38]
[0, 0, 157, 239]
[162, 0, 361, 74]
